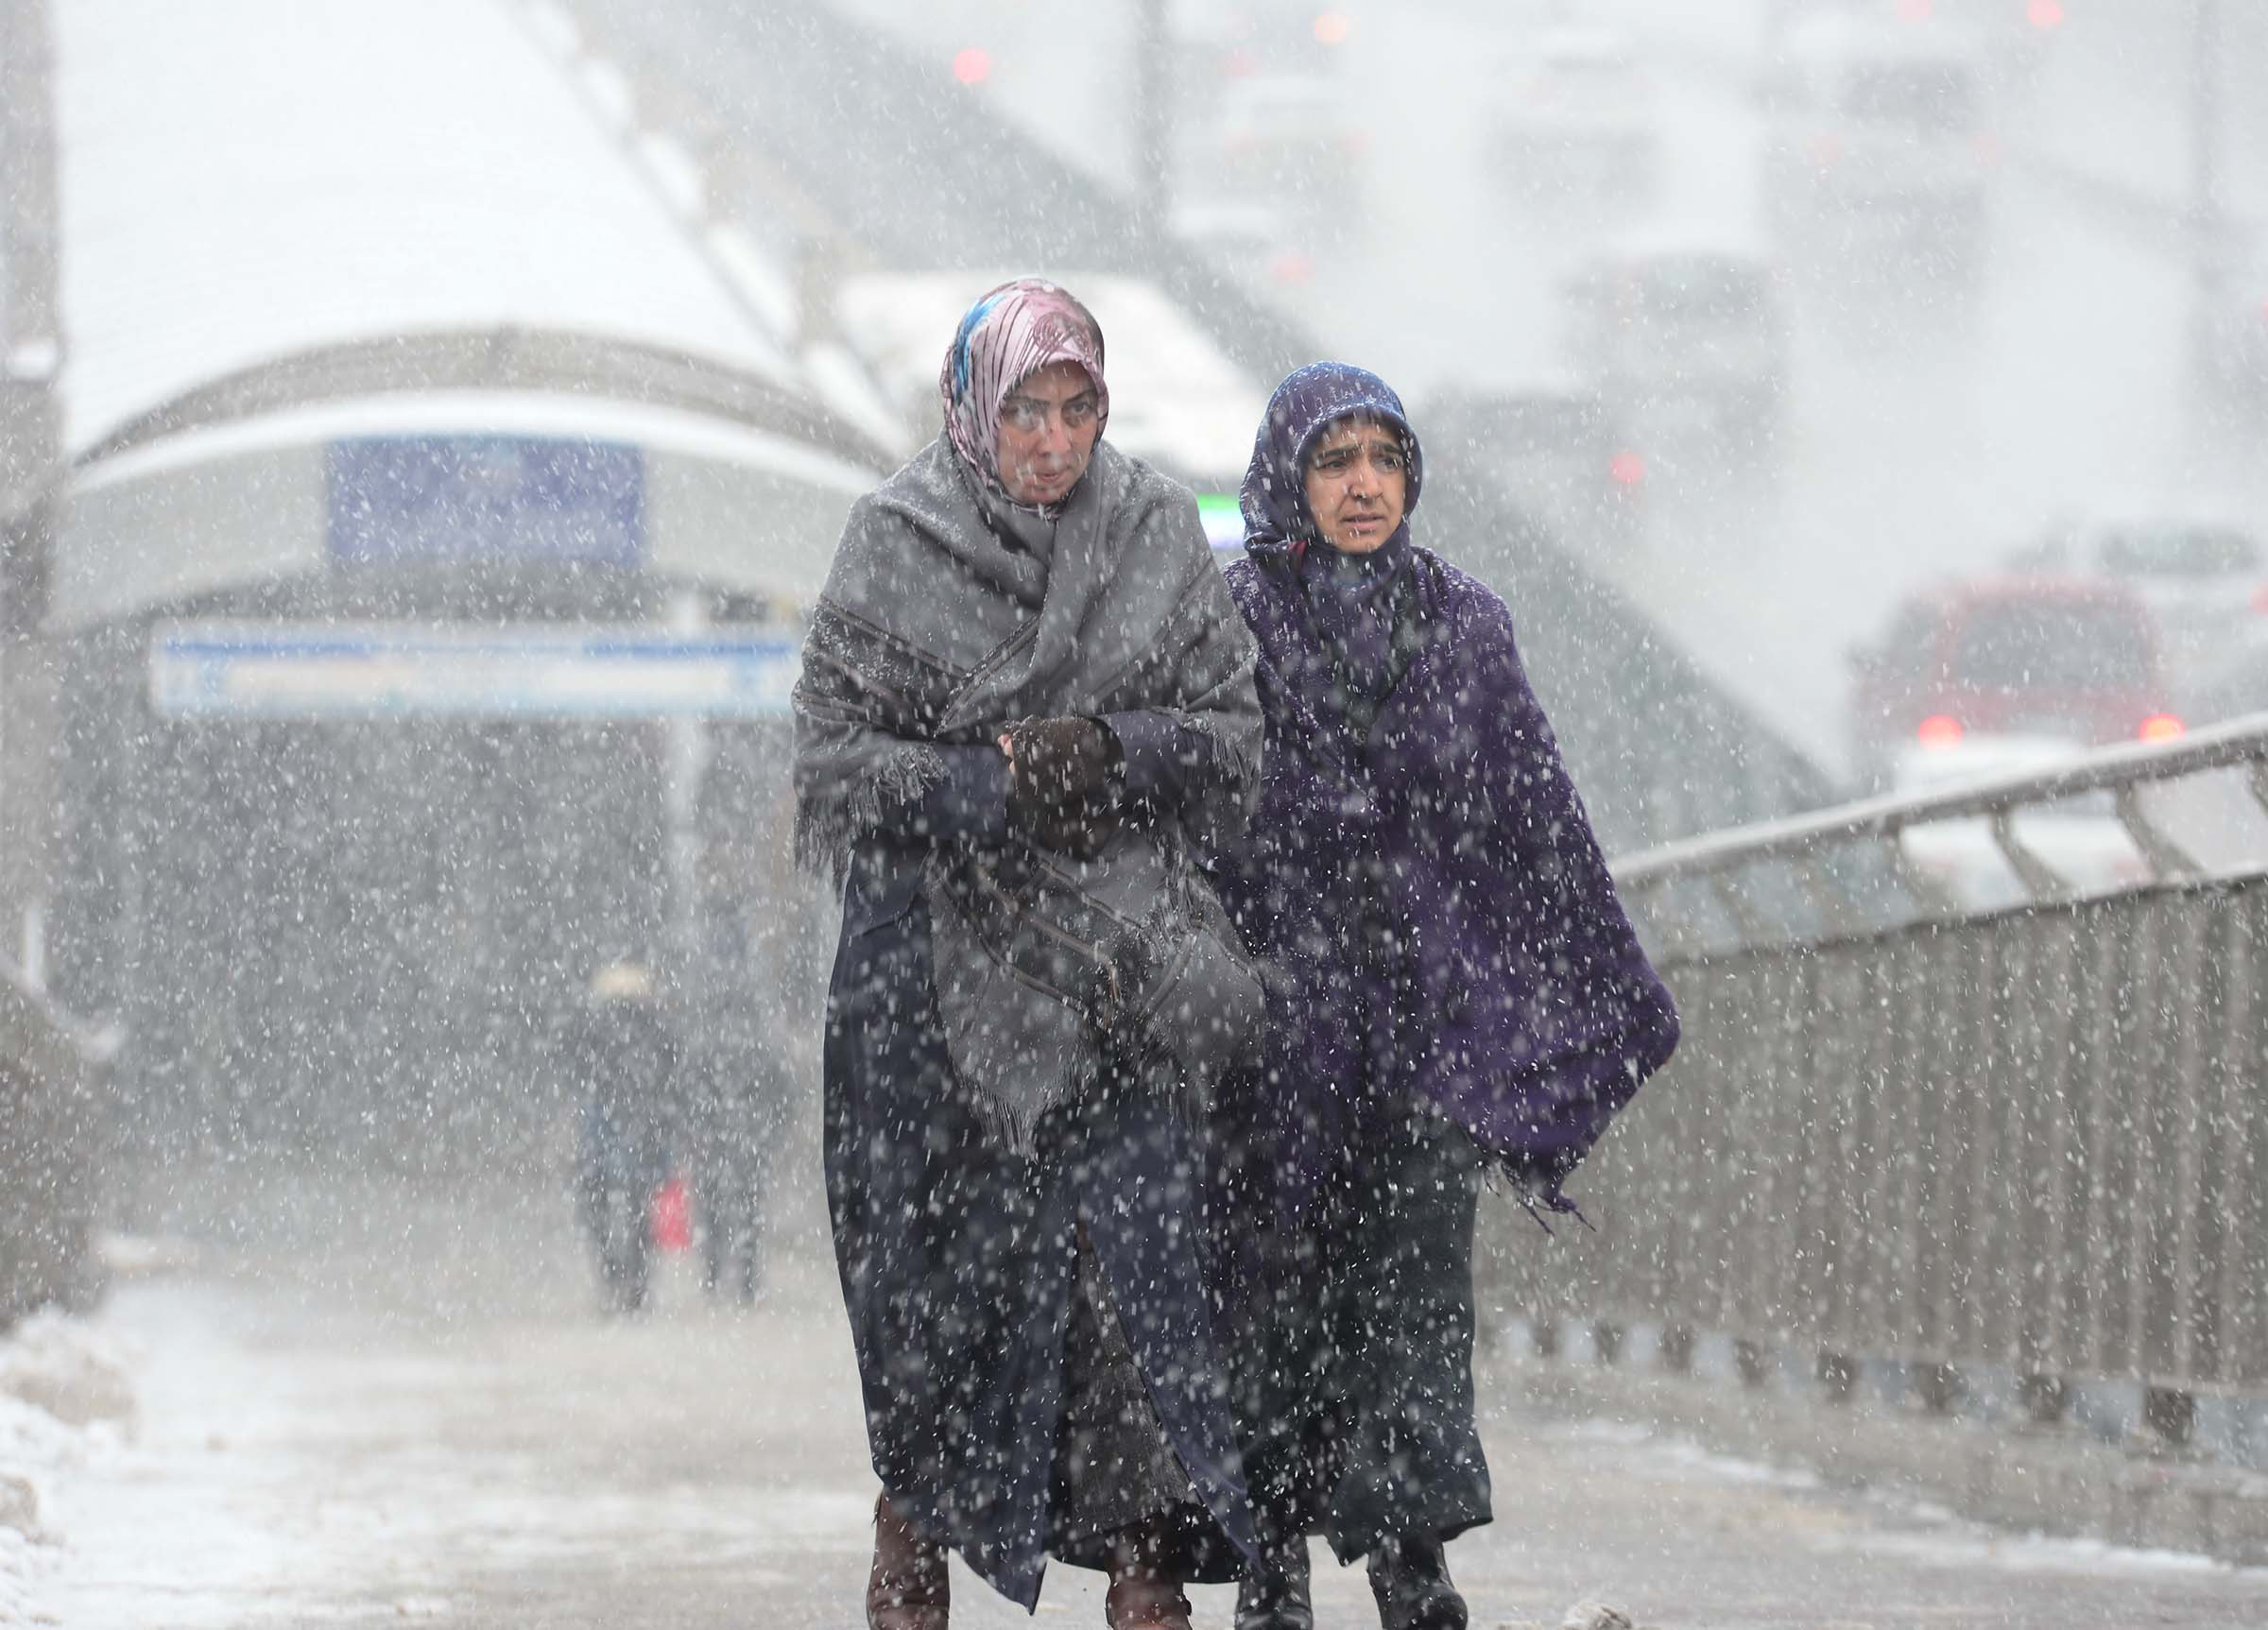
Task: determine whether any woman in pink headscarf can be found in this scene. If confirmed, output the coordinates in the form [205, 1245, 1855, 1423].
[794, 281, 1264, 1629]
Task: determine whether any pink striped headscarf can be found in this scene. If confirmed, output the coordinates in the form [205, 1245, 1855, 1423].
[937, 279, 1109, 498]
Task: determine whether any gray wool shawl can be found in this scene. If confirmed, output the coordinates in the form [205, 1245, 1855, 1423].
[793, 436, 1263, 1149]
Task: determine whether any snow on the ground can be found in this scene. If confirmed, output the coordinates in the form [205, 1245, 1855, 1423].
[0, 1309, 138, 1628]
[1538, 1413, 2268, 1586]
[36, 1258, 884, 1626]
[1547, 1416, 1827, 1493]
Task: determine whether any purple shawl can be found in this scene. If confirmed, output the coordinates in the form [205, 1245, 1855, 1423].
[1214, 363, 1678, 1209]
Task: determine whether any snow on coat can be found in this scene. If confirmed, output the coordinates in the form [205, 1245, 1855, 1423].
[1214, 363, 1678, 1208]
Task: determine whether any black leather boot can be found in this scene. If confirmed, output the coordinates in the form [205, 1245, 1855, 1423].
[1233, 1536, 1314, 1630]
[1366, 1535, 1467, 1630]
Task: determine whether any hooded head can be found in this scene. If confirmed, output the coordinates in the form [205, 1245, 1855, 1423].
[938, 278, 1110, 510]
[1239, 362, 1424, 563]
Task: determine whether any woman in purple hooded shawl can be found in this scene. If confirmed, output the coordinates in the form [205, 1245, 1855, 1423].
[1210, 364, 1678, 1630]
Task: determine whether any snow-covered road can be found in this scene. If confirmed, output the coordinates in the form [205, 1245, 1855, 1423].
[16, 1175, 2268, 1627]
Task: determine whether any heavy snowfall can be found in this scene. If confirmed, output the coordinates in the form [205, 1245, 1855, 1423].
[5, 2, 2268, 1626]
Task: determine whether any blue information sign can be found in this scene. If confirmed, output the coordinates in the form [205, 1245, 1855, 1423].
[149, 622, 800, 720]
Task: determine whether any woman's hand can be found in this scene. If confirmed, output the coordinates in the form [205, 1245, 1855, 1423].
[1004, 716, 1124, 860]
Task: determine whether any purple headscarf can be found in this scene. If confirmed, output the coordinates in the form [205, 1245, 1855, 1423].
[1241, 363, 1427, 718]
[1239, 361, 1424, 566]
[937, 278, 1110, 498]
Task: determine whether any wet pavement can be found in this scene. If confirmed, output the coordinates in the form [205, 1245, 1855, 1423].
[36, 1174, 2268, 1628]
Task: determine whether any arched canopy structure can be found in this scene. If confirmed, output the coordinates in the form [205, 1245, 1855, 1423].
[37, 0, 888, 628]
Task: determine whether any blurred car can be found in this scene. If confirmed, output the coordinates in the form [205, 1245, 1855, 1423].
[1168, 196, 1294, 256]
[1891, 732, 2150, 912]
[1559, 246, 1787, 459]
[2012, 512, 2265, 701]
[1422, 383, 1644, 551]
[1761, 13, 1993, 278]
[2189, 608, 2268, 711]
[1487, 26, 1663, 205]
[1168, 197, 1314, 286]
[1167, 0, 1349, 83]
[1209, 73, 1370, 219]
[1848, 575, 2177, 793]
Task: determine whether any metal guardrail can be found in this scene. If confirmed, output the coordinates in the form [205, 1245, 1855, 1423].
[1619, 711, 2268, 897]
[1534, 713, 2268, 1434]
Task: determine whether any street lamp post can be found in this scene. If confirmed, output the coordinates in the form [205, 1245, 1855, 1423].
[1132, 0, 1169, 236]
[2191, 0, 2226, 358]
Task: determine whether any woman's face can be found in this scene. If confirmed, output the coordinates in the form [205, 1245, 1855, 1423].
[995, 360, 1102, 506]
[1302, 417, 1408, 554]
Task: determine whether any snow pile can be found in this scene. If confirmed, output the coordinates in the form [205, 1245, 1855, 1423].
[0, 1314, 136, 1432]
[0, 1312, 138, 1628]
[0, 1455, 42, 1630]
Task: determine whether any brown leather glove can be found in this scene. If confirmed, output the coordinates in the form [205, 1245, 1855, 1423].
[1005, 716, 1125, 861]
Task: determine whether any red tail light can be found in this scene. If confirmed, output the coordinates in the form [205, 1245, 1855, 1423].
[1916, 714, 1964, 748]
[2139, 713, 2185, 743]
[2028, 0, 2068, 29]
[1608, 451, 1646, 488]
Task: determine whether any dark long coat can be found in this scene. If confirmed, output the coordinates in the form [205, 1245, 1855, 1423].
[824, 846, 1253, 1608]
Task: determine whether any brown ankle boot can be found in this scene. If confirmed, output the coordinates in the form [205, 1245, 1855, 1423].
[868, 1492, 948, 1630]
[1104, 1570, 1193, 1630]
[1104, 1523, 1192, 1630]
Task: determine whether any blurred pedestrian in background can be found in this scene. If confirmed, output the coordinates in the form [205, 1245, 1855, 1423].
[793, 278, 1265, 1630]
[1211, 364, 1681, 1630]
[573, 958, 679, 1316]
[685, 1005, 786, 1305]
